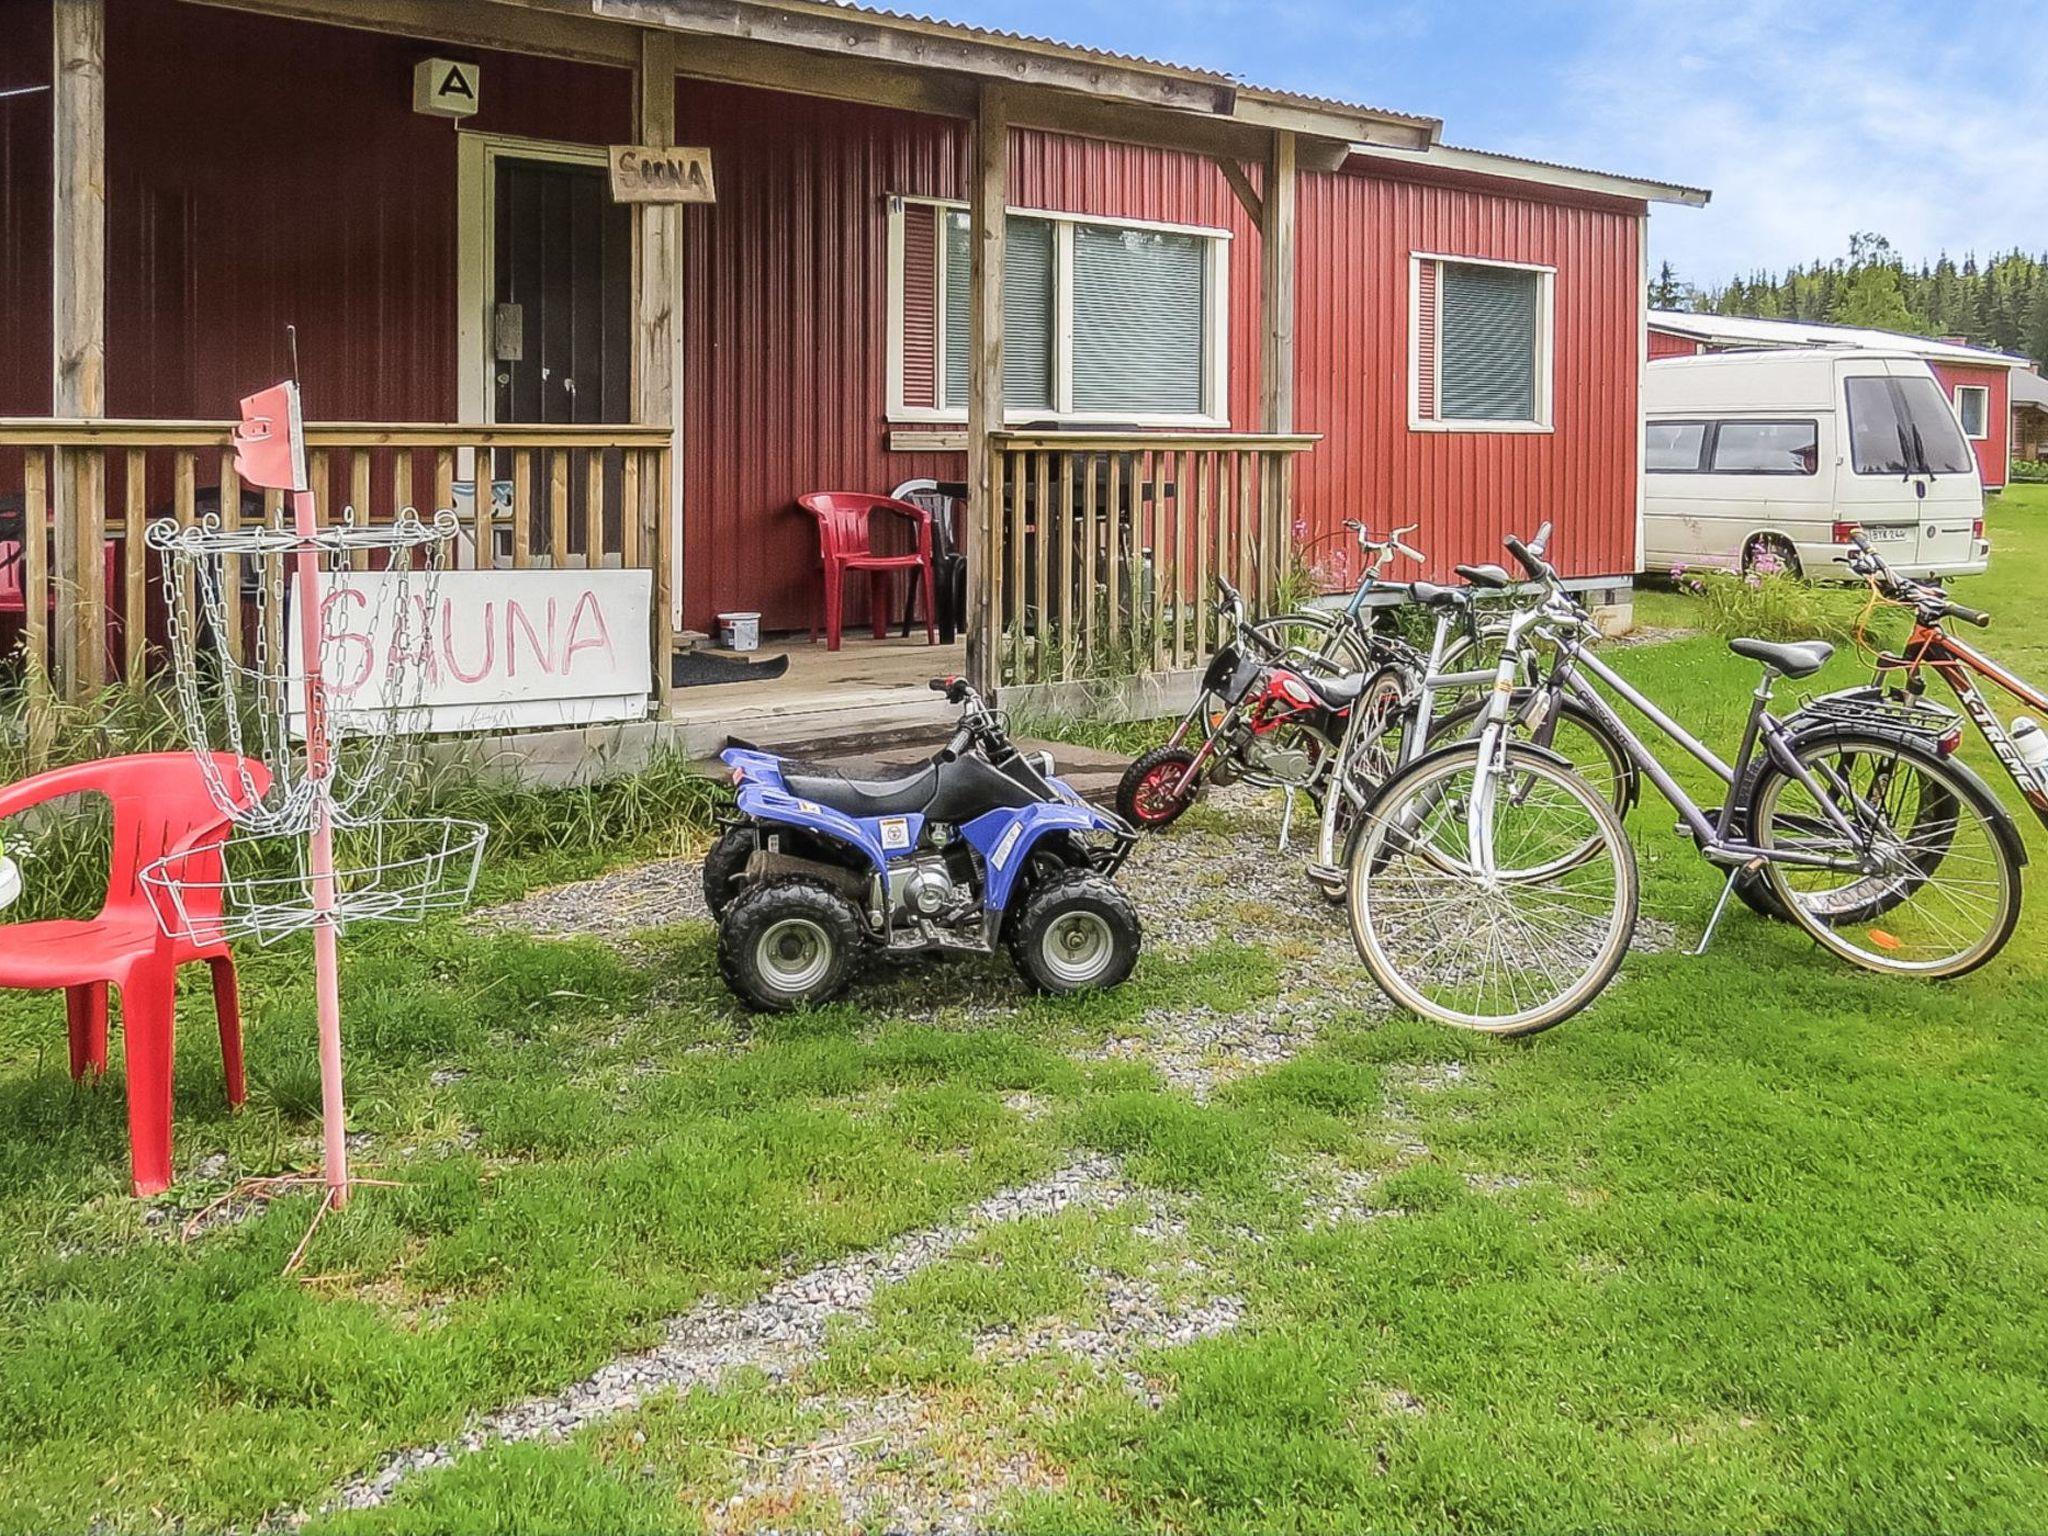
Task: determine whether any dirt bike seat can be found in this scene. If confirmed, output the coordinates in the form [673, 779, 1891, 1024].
[1301, 671, 1370, 709]
[783, 763, 941, 817]
[1728, 637, 1834, 679]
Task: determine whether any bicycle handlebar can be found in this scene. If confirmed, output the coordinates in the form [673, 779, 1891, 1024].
[1948, 602, 1992, 629]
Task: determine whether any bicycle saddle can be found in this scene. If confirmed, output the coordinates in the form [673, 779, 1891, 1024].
[1406, 581, 1468, 608]
[1455, 563, 1513, 589]
[1727, 637, 1834, 679]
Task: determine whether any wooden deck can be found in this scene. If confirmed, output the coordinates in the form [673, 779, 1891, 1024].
[665, 631, 969, 756]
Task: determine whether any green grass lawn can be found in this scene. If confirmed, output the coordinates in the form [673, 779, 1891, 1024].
[4, 489, 2048, 1534]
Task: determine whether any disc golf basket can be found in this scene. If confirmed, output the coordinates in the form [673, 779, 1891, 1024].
[139, 378, 488, 1208]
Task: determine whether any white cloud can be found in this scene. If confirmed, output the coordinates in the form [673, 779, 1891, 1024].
[1503, 0, 2048, 284]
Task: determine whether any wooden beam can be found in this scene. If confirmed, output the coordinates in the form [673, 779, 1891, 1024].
[666, 31, 976, 118]
[1295, 135, 1354, 174]
[634, 26, 681, 703]
[180, 0, 638, 66]
[964, 82, 1006, 696]
[590, 0, 1236, 116]
[1259, 129, 1297, 604]
[1007, 83, 1273, 164]
[1212, 155, 1262, 226]
[53, 0, 106, 698]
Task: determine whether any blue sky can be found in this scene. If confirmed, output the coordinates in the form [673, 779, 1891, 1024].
[929, 0, 2048, 288]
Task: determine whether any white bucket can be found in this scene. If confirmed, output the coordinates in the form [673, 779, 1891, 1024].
[718, 611, 761, 652]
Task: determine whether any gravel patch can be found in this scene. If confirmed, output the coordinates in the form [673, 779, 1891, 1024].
[321, 1158, 1133, 1517]
[472, 854, 708, 940]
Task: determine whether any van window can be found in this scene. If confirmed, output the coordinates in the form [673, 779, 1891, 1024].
[1847, 375, 1976, 476]
[1646, 421, 1707, 471]
[1710, 420, 1818, 475]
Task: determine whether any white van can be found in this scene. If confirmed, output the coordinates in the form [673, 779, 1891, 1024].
[1643, 349, 1988, 580]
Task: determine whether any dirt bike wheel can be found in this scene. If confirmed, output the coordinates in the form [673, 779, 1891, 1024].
[701, 824, 756, 919]
[1117, 745, 1202, 829]
[1008, 869, 1142, 994]
[718, 879, 861, 1012]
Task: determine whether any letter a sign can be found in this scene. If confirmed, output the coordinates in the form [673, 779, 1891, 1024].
[413, 58, 480, 119]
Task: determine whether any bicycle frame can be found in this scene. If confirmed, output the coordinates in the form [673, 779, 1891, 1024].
[1879, 627, 2048, 825]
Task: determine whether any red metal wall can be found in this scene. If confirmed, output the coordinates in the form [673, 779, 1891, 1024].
[1648, 327, 1701, 360]
[674, 84, 1264, 633]
[1295, 166, 1644, 584]
[92, 0, 629, 422]
[0, 0, 52, 416]
[1929, 361, 2009, 490]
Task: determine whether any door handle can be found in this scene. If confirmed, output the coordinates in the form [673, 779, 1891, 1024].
[562, 376, 576, 396]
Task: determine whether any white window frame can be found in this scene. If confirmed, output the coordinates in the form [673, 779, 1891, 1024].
[1953, 383, 1991, 441]
[886, 195, 1232, 429]
[1408, 251, 1556, 434]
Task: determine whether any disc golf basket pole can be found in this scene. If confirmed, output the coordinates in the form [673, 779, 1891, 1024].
[141, 377, 486, 1210]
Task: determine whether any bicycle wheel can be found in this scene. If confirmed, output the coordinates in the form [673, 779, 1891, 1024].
[1252, 611, 1372, 678]
[1348, 747, 1639, 1034]
[1322, 667, 1416, 877]
[1748, 731, 2021, 978]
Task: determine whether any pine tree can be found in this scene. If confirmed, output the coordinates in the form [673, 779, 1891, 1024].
[1648, 260, 1682, 309]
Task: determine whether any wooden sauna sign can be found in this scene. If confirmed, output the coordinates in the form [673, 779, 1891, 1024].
[608, 145, 716, 204]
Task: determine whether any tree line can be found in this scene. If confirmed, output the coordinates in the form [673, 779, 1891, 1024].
[1651, 234, 2048, 366]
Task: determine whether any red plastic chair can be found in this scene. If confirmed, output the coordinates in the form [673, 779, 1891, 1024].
[1, 539, 126, 671]
[795, 493, 936, 651]
[0, 754, 272, 1196]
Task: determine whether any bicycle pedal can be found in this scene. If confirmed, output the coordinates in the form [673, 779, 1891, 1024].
[1305, 862, 1343, 892]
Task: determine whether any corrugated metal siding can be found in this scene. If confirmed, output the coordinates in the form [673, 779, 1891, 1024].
[675, 90, 1266, 633]
[1648, 327, 1702, 360]
[1929, 361, 2009, 490]
[1295, 168, 1643, 582]
[0, 0, 51, 416]
[99, 0, 628, 421]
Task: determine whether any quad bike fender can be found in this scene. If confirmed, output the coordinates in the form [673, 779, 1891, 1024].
[734, 781, 923, 876]
[721, 746, 789, 793]
[963, 802, 1125, 913]
[1757, 715, 2028, 869]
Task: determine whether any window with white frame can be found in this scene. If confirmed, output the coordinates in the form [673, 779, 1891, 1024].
[889, 197, 1229, 425]
[1410, 255, 1554, 430]
[1954, 383, 1990, 441]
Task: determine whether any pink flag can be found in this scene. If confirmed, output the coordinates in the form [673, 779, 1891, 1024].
[231, 380, 307, 492]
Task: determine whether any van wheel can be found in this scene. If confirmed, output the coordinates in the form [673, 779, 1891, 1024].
[1743, 535, 1801, 579]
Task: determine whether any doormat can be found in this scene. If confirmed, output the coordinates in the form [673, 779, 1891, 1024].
[672, 651, 791, 689]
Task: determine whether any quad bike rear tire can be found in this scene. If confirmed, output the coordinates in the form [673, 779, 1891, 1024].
[1117, 745, 1202, 830]
[718, 879, 862, 1012]
[1008, 869, 1142, 994]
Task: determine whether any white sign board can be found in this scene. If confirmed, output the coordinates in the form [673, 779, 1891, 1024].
[291, 568, 653, 735]
[413, 58, 480, 119]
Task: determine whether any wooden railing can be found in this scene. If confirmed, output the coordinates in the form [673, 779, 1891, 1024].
[0, 419, 673, 712]
[986, 431, 1318, 687]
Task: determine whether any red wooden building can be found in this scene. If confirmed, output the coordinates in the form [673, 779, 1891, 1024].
[1, 0, 1705, 717]
[1648, 311, 2023, 492]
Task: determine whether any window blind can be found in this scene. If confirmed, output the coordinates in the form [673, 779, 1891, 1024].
[1071, 225, 1206, 415]
[942, 214, 1054, 411]
[1439, 263, 1539, 422]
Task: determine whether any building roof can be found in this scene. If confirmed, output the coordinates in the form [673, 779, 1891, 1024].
[2010, 370, 2048, 409]
[1348, 141, 1710, 207]
[1648, 310, 2027, 368]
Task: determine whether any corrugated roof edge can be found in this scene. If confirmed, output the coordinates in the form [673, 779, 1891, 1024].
[1345, 140, 1710, 207]
[1650, 311, 2028, 367]
[805, 0, 1441, 133]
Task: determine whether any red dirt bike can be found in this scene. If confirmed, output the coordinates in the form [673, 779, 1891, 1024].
[1116, 577, 1365, 831]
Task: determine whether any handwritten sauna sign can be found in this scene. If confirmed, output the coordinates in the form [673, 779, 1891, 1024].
[289, 570, 654, 735]
[608, 145, 716, 204]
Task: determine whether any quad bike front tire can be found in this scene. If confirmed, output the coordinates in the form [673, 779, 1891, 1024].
[1117, 745, 1202, 830]
[718, 879, 862, 1012]
[702, 824, 756, 919]
[1008, 869, 1142, 995]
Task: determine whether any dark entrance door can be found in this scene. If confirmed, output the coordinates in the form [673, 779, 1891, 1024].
[491, 156, 632, 564]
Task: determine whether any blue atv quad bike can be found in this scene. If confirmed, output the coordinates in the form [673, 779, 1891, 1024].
[707, 677, 1141, 1011]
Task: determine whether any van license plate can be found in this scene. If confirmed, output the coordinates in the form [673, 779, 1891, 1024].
[1864, 525, 1913, 543]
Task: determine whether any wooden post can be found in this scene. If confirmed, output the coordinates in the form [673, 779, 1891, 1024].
[964, 82, 1007, 695]
[634, 27, 680, 704]
[1259, 129, 1297, 606]
[52, 0, 107, 699]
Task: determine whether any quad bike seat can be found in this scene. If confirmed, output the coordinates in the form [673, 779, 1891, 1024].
[1728, 637, 1834, 679]
[784, 763, 939, 817]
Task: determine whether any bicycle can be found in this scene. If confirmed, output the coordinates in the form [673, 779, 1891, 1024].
[1346, 526, 2027, 1036]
